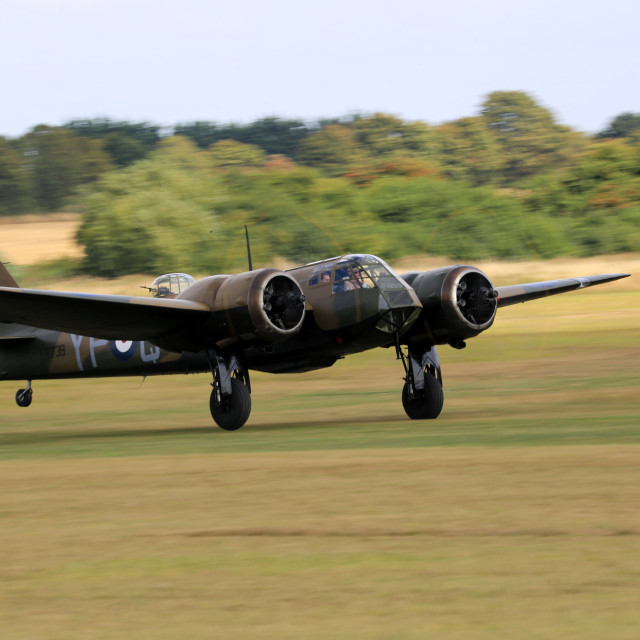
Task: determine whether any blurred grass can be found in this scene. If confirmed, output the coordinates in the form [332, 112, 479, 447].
[3, 447, 640, 639]
[1, 281, 639, 638]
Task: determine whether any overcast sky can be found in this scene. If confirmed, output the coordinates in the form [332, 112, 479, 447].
[1, 0, 638, 138]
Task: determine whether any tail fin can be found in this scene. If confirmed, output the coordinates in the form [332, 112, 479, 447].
[0, 261, 19, 288]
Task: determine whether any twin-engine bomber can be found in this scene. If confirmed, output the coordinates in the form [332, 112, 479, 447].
[0, 255, 629, 430]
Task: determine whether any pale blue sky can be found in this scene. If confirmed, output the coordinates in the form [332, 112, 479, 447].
[1, 0, 638, 137]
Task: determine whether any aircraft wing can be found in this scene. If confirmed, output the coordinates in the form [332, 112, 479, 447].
[496, 273, 629, 308]
[0, 287, 211, 340]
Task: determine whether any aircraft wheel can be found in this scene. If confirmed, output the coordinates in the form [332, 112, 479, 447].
[402, 374, 443, 420]
[210, 377, 252, 431]
[16, 388, 33, 408]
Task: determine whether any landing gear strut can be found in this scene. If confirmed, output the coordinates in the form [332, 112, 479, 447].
[207, 351, 251, 430]
[16, 380, 33, 408]
[396, 341, 444, 420]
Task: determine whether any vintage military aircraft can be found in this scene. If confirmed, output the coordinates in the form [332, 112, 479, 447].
[0, 255, 629, 430]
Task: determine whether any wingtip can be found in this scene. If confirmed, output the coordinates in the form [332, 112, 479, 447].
[577, 273, 631, 288]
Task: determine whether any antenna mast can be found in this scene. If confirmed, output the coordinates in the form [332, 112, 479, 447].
[245, 225, 253, 271]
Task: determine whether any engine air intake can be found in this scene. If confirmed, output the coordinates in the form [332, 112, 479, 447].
[446, 269, 498, 330]
[260, 275, 306, 332]
[405, 265, 498, 346]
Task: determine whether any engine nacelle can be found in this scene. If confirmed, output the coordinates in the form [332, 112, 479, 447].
[212, 268, 306, 344]
[406, 265, 498, 347]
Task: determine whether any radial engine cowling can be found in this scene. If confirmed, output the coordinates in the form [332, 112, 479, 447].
[407, 266, 498, 347]
[213, 268, 306, 344]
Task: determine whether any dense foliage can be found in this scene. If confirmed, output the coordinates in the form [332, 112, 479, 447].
[174, 117, 318, 157]
[2, 92, 639, 273]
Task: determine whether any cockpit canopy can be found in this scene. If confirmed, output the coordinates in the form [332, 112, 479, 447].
[149, 273, 195, 298]
[307, 254, 407, 294]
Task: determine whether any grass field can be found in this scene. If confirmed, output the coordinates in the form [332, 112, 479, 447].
[2, 289, 639, 638]
[1, 222, 639, 638]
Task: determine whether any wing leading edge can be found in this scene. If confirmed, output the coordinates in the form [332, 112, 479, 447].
[0, 287, 211, 341]
[0, 272, 630, 342]
[496, 273, 630, 308]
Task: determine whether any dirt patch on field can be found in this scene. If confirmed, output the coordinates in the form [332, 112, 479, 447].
[0, 214, 83, 265]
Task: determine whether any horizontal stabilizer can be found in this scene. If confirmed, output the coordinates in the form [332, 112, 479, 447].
[0, 287, 211, 340]
[496, 273, 630, 307]
[0, 262, 19, 288]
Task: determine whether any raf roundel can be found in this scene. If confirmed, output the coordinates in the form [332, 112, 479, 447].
[110, 340, 138, 361]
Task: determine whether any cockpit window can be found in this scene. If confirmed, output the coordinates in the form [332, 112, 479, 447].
[331, 255, 404, 293]
[309, 263, 333, 286]
[361, 258, 405, 289]
[150, 273, 195, 298]
[333, 260, 369, 293]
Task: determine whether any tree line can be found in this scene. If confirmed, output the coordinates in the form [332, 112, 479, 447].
[1, 92, 639, 273]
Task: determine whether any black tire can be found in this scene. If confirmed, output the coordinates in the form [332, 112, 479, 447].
[402, 374, 443, 420]
[210, 377, 252, 431]
[16, 388, 33, 408]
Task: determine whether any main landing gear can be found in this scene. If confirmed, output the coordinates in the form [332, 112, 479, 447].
[396, 342, 444, 420]
[15, 380, 33, 408]
[207, 351, 252, 430]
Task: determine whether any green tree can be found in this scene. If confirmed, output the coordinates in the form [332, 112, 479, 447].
[78, 141, 225, 276]
[362, 175, 569, 260]
[176, 117, 315, 156]
[101, 133, 148, 166]
[351, 113, 415, 156]
[523, 139, 640, 254]
[214, 167, 386, 268]
[433, 117, 504, 186]
[295, 124, 363, 175]
[19, 125, 113, 211]
[64, 119, 160, 166]
[597, 112, 640, 139]
[526, 139, 640, 214]
[0, 136, 32, 215]
[296, 116, 439, 179]
[153, 136, 212, 171]
[480, 91, 586, 183]
[234, 117, 312, 156]
[173, 121, 225, 149]
[207, 140, 267, 170]
[399, 121, 436, 154]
